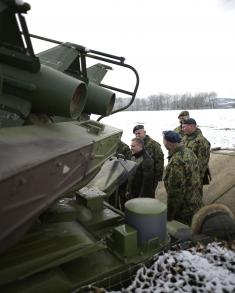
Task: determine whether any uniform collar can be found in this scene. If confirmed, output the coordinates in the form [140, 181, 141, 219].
[143, 135, 150, 142]
[167, 144, 184, 159]
[133, 149, 144, 158]
[186, 128, 200, 139]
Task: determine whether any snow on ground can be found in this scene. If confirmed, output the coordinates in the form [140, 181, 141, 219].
[93, 109, 235, 292]
[92, 108, 235, 162]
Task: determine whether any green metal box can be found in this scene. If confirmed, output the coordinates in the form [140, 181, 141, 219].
[112, 224, 138, 258]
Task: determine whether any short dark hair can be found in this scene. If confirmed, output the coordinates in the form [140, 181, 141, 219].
[182, 118, 197, 125]
[133, 124, 144, 134]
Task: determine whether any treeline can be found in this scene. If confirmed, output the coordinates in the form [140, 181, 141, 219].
[114, 92, 219, 111]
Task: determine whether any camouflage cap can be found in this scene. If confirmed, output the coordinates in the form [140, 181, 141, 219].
[133, 124, 144, 133]
[178, 110, 189, 118]
[163, 130, 182, 143]
[182, 118, 197, 125]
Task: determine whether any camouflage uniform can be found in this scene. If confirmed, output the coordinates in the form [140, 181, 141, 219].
[127, 149, 155, 198]
[116, 141, 132, 159]
[174, 124, 202, 138]
[163, 145, 202, 225]
[143, 135, 164, 187]
[182, 129, 210, 184]
[174, 124, 184, 137]
[174, 110, 190, 137]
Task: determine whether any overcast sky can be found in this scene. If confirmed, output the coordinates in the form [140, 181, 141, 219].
[26, 0, 235, 99]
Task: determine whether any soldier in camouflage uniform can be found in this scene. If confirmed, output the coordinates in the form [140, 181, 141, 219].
[174, 110, 190, 137]
[116, 140, 132, 159]
[182, 118, 211, 191]
[163, 131, 202, 225]
[126, 137, 155, 198]
[133, 125, 164, 190]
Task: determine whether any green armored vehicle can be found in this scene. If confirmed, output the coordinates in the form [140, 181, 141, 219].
[1, 1, 235, 293]
[0, 1, 173, 292]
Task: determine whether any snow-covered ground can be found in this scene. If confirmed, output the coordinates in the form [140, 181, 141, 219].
[93, 108, 235, 161]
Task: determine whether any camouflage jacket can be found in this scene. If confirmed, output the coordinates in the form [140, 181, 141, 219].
[183, 129, 210, 182]
[174, 125, 185, 137]
[116, 141, 132, 160]
[163, 145, 202, 225]
[127, 149, 155, 198]
[174, 125, 202, 138]
[143, 135, 164, 184]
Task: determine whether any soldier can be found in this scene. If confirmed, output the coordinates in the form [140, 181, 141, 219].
[174, 110, 190, 137]
[163, 130, 202, 225]
[116, 140, 132, 160]
[126, 137, 155, 198]
[182, 118, 211, 192]
[133, 125, 164, 191]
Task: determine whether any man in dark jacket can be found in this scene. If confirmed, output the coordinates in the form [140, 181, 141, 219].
[163, 130, 202, 225]
[126, 137, 155, 198]
[133, 125, 164, 191]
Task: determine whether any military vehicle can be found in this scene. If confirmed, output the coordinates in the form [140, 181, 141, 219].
[0, 1, 172, 292]
[1, 1, 235, 293]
